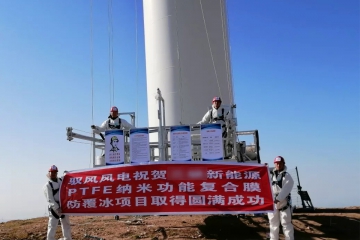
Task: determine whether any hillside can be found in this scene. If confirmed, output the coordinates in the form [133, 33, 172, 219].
[0, 207, 359, 240]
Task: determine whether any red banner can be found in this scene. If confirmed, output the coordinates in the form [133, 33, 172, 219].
[60, 162, 274, 215]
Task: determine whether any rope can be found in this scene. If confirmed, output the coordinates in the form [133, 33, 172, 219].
[173, 0, 184, 123]
[90, 0, 94, 124]
[135, 0, 139, 127]
[110, 0, 115, 105]
[225, 0, 235, 105]
[90, 0, 94, 168]
[107, 0, 111, 107]
[220, 0, 234, 104]
[107, 0, 115, 107]
[199, 0, 222, 99]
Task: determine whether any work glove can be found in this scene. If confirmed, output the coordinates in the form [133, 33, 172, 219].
[57, 208, 62, 216]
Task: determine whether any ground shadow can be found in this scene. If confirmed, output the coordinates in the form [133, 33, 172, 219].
[196, 213, 360, 240]
[197, 215, 267, 240]
[293, 214, 360, 240]
[294, 208, 360, 214]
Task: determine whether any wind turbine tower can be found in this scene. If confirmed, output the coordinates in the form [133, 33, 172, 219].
[143, 0, 234, 126]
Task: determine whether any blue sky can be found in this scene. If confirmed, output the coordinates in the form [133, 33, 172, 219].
[0, 0, 359, 221]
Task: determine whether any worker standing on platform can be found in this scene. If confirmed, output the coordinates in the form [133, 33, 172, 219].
[198, 97, 230, 126]
[198, 96, 233, 158]
[91, 106, 134, 132]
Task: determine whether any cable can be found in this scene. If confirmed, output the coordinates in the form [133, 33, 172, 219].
[200, 0, 222, 99]
[110, 0, 115, 105]
[174, 0, 184, 123]
[135, 0, 139, 127]
[107, 0, 114, 107]
[224, 0, 235, 104]
[220, 0, 234, 104]
[90, 0, 94, 124]
[90, 0, 94, 168]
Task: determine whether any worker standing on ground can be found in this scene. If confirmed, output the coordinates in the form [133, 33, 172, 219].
[268, 156, 294, 240]
[43, 165, 72, 240]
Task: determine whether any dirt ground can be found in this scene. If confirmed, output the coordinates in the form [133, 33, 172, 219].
[0, 207, 359, 240]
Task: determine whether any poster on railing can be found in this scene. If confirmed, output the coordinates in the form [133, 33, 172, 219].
[170, 125, 192, 161]
[200, 124, 223, 161]
[105, 130, 125, 165]
[130, 128, 150, 163]
[60, 162, 274, 215]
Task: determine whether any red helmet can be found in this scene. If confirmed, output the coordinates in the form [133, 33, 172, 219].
[274, 156, 285, 163]
[212, 96, 222, 102]
[110, 106, 118, 112]
[49, 165, 58, 172]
